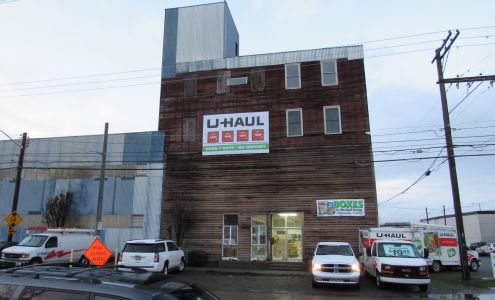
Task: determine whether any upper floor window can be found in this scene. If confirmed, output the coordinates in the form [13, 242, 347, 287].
[321, 60, 338, 86]
[182, 117, 196, 142]
[251, 68, 265, 92]
[323, 106, 342, 134]
[285, 63, 301, 89]
[286, 109, 303, 137]
[184, 73, 198, 97]
[227, 77, 248, 86]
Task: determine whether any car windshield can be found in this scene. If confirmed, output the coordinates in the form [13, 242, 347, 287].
[316, 244, 354, 256]
[18, 235, 48, 247]
[123, 243, 158, 253]
[377, 242, 421, 258]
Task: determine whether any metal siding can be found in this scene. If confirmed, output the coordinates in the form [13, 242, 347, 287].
[103, 177, 116, 215]
[176, 3, 225, 63]
[144, 165, 163, 239]
[163, 8, 178, 78]
[17, 180, 44, 214]
[0, 181, 14, 214]
[223, 2, 239, 59]
[113, 177, 134, 215]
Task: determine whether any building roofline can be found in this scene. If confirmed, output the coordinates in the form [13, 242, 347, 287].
[165, 1, 225, 11]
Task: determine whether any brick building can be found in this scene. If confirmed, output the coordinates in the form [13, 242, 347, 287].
[159, 2, 378, 265]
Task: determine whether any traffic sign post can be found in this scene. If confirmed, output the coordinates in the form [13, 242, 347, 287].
[83, 238, 113, 266]
[8, 226, 16, 235]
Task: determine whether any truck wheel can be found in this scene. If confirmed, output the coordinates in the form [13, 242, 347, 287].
[375, 271, 383, 289]
[431, 261, 442, 273]
[469, 259, 479, 272]
[79, 256, 90, 266]
[419, 284, 428, 292]
[29, 258, 42, 265]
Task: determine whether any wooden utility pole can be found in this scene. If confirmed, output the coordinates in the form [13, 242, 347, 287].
[8, 132, 27, 242]
[433, 31, 495, 280]
[95, 123, 109, 237]
[425, 207, 429, 224]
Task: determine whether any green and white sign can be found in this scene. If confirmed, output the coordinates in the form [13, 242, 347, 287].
[202, 112, 269, 156]
[317, 199, 365, 217]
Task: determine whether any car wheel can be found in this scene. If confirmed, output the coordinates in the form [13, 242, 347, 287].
[178, 257, 185, 272]
[375, 271, 383, 289]
[469, 259, 479, 272]
[431, 261, 442, 273]
[419, 284, 428, 292]
[163, 261, 169, 275]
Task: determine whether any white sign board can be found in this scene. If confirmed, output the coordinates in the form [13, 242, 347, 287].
[202, 112, 269, 156]
[316, 199, 365, 217]
[491, 252, 495, 278]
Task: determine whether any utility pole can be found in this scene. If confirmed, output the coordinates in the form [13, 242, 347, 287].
[425, 207, 429, 224]
[95, 123, 109, 237]
[433, 31, 495, 280]
[443, 205, 447, 225]
[8, 132, 27, 242]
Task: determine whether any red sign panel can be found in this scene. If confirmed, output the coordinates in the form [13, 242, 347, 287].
[440, 237, 457, 247]
[208, 131, 219, 143]
[237, 130, 249, 142]
[84, 239, 112, 266]
[252, 129, 264, 141]
[222, 131, 234, 142]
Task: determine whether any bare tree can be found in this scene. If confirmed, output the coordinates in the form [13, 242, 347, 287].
[42, 192, 74, 227]
[171, 200, 192, 247]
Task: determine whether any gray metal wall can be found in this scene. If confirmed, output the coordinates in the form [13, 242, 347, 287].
[0, 131, 165, 252]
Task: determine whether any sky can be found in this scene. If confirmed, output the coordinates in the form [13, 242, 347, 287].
[0, 0, 494, 224]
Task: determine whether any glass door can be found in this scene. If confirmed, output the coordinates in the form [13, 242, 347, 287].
[272, 229, 287, 262]
[271, 213, 303, 262]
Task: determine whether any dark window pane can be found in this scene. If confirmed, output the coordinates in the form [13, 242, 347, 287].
[123, 243, 158, 253]
[322, 61, 336, 74]
[166, 242, 178, 251]
[45, 237, 58, 248]
[288, 123, 302, 136]
[182, 117, 196, 142]
[286, 65, 299, 77]
[323, 73, 337, 85]
[250, 68, 265, 92]
[224, 214, 238, 225]
[286, 77, 299, 88]
[287, 110, 301, 124]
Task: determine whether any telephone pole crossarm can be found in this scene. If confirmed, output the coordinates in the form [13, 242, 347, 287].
[441, 75, 495, 84]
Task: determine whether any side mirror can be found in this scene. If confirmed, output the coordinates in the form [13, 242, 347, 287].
[366, 247, 371, 256]
[424, 248, 429, 258]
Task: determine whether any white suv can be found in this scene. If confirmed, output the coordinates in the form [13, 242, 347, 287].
[118, 239, 185, 274]
[311, 242, 361, 288]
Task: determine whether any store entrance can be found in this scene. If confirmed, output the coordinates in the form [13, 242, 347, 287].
[271, 213, 303, 262]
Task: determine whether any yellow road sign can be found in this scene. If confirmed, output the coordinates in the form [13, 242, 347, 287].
[5, 211, 22, 226]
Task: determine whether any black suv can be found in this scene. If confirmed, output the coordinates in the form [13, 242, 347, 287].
[0, 264, 220, 300]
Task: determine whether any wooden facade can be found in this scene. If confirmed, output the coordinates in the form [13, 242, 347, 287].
[159, 57, 378, 264]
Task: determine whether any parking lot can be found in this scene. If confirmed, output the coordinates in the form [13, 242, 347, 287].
[171, 256, 495, 300]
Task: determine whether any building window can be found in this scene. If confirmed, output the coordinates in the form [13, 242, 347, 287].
[323, 106, 342, 134]
[321, 60, 338, 86]
[251, 68, 265, 92]
[227, 77, 248, 86]
[184, 73, 198, 97]
[285, 63, 301, 89]
[286, 109, 303, 137]
[251, 215, 267, 261]
[182, 117, 196, 142]
[223, 214, 238, 259]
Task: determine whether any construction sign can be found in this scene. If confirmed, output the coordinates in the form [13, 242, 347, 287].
[84, 238, 112, 266]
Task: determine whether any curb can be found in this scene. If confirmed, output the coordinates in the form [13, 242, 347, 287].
[187, 267, 310, 277]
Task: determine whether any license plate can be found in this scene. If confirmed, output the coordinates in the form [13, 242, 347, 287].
[15, 262, 21, 266]
[401, 269, 411, 273]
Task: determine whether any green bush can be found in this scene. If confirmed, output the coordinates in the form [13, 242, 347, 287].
[187, 250, 208, 267]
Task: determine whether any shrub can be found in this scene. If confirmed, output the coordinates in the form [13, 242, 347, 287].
[187, 250, 208, 267]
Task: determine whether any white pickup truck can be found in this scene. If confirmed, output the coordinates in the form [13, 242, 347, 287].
[311, 242, 361, 288]
[362, 239, 430, 291]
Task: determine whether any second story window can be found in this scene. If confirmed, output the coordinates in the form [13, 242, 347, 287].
[182, 117, 196, 142]
[286, 108, 303, 137]
[323, 106, 342, 135]
[285, 63, 301, 89]
[321, 60, 338, 86]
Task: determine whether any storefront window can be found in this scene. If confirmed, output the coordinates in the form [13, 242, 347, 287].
[251, 215, 267, 261]
[223, 214, 238, 259]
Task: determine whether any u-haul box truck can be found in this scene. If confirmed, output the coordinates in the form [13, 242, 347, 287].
[0, 227, 95, 267]
[382, 223, 480, 272]
[359, 227, 431, 291]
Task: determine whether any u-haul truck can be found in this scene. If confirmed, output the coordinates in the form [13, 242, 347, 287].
[359, 227, 431, 291]
[381, 223, 480, 272]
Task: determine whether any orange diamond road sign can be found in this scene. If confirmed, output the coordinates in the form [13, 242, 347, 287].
[84, 238, 112, 266]
[5, 211, 22, 226]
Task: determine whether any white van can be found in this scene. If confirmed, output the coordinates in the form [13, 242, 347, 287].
[0, 228, 95, 267]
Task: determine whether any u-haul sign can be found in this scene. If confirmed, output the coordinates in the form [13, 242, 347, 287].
[202, 112, 269, 156]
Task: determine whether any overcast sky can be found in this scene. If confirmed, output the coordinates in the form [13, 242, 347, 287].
[0, 0, 494, 224]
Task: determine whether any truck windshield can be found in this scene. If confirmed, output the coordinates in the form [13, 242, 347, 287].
[377, 243, 421, 258]
[316, 245, 354, 256]
[18, 235, 48, 247]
